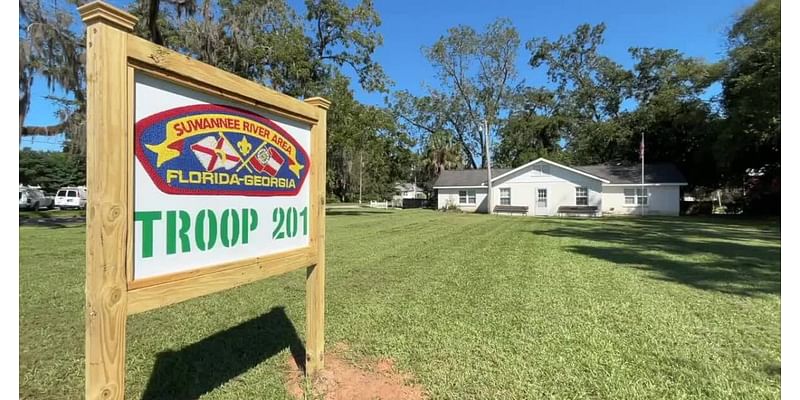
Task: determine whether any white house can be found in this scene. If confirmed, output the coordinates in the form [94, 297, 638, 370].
[433, 158, 687, 216]
[394, 182, 426, 199]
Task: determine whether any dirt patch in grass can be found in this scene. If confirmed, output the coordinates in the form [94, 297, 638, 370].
[285, 344, 426, 400]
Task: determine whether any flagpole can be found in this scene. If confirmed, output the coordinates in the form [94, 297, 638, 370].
[485, 119, 493, 214]
[641, 131, 645, 217]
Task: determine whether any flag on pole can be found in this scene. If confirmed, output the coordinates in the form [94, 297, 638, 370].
[640, 135, 645, 160]
[250, 146, 285, 176]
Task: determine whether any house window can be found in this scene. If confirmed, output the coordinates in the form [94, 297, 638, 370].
[537, 189, 547, 207]
[624, 188, 648, 205]
[638, 188, 648, 205]
[500, 188, 511, 205]
[459, 190, 476, 204]
[576, 187, 588, 205]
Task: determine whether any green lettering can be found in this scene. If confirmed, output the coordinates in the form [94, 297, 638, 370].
[300, 207, 308, 235]
[167, 210, 191, 255]
[221, 209, 240, 247]
[195, 209, 217, 251]
[242, 208, 258, 244]
[135, 211, 162, 258]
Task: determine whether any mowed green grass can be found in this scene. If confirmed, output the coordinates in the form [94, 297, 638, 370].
[20, 210, 780, 399]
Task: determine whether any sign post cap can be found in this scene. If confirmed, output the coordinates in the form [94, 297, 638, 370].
[78, 1, 138, 32]
[304, 97, 332, 110]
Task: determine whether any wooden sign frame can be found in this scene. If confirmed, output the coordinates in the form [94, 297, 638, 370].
[79, 2, 329, 399]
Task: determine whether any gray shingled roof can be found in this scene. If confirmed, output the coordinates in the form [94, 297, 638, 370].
[433, 168, 512, 187]
[433, 161, 686, 187]
[573, 163, 686, 184]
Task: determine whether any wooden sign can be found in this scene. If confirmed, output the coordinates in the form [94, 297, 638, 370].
[78, 2, 329, 399]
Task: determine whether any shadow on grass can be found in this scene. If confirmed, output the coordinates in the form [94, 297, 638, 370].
[535, 218, 780, 297]
[141, 307, 304, 400]
[18, 216, 85, 228]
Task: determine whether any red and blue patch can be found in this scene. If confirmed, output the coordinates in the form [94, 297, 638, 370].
[135, 104, 310, 197]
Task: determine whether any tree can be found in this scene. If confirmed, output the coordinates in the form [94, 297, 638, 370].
[305, 0, 388, 93]
[20, 149, 86, 192]
[416, 130, 463, 192]
[525, 23, 636, 166]
[155, 0, 404, 202]
[525, 23, 635, 165]
[528, 23, 632, 125]
[525, 22, 725, 187]
[719, 0, 780, 181]
[393, 18, 521, 169]
[629, 48, 722, 104]
[324, 74, 412, 201]
[621, 47, 725, 188]
[19, 0, 86, 151]
[494, 88, 565, 167]
[20, 0, 408, 202]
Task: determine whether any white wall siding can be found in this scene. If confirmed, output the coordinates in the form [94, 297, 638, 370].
[491, 161, 602, 216]
[436, 160, 683, 217]
[436, 188, 488, 213]
[602, 185, 681, 216]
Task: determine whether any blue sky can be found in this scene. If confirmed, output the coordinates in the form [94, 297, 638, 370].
[21, 0, 754, 151]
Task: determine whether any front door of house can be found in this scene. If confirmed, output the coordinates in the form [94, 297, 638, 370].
[535, 188, 548, 215]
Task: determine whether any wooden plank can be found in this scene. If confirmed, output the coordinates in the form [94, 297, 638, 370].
[79, 2, 137, 399]
[126, 66, 135, 285]
[127, 246, 316, 291]
[78, 1, 138, 31]
[126, 34, 320, 124]
[304, 97, 330, 375]
[127, 248, 317, 314]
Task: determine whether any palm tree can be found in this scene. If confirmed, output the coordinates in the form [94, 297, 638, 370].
[421, 130, 463, 177]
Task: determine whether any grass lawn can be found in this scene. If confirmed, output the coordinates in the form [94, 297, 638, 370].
[20, 210, 780, 399]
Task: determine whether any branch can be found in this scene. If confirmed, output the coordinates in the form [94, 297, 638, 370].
[20, 121, 69, 137]
[396, 113, 438, 136]
[445, 114, 478, 168]
[149, 0, 164, 45]
[24, 22, 85, 49]
[443, 59, 483, 137]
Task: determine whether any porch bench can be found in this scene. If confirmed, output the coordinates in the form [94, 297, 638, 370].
[493, 205, 529, 215]
[556, 205, 600, 217]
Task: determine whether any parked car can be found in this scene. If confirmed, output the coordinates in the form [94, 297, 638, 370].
[19, 185, 54, 211]
[55, 186, 88, 210]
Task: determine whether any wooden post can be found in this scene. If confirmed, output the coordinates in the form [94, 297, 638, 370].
[78, 2, 138, 399]
[304, 97, 330, 376]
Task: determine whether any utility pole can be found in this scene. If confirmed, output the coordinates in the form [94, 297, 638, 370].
[485, 119, 493, 214]
[640, 131, 645, 217]
[412, 165, 417, 199]
[359, 150, 363, 205]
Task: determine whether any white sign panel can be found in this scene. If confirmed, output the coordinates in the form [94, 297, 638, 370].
[133, 73, 312, 280]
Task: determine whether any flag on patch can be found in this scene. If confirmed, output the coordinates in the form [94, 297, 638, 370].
[250, 146, 285, 176]
[191, 135, 241, 171]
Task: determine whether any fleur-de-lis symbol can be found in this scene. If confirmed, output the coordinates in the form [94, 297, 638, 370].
[237, 136, 252, 155]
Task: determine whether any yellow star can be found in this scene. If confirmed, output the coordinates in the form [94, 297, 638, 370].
[145, 142, 180, 168]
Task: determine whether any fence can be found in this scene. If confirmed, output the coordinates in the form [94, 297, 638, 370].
[369, 200, 389, 209]
[401, 198, 428, 209]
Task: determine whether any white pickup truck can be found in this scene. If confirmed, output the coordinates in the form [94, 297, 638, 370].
[19, 185, 55, 211]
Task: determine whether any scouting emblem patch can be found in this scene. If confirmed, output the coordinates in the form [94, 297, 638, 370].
[135, 104, 310, 196]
